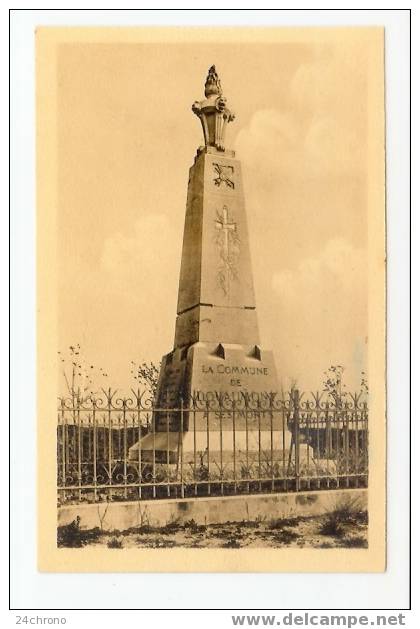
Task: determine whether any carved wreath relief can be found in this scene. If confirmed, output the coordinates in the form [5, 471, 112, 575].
[213, 163, 235, 189]
[214, 205, 240, 296]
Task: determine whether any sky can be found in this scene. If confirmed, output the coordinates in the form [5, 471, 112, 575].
[56, 33, 371, 393]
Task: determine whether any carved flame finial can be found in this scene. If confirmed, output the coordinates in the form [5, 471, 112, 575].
[205, 65, 222, 98]
[192, 66, 235, 152]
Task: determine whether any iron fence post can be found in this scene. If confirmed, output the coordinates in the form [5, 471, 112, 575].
[107, 389, 113, 501]
[60, 399, 66, 502]
[166, 392, 170, 498]
[137, 390, 142, 500]
[92, 394, 98, 502]
[293, 389, 300, 492]
[180, 397, 184, 498]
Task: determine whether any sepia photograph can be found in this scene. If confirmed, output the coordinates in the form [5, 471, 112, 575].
[36, 26, 386, 572]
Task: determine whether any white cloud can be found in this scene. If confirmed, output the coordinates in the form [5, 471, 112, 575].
[290, 43, 366, 119]
[266, 238, 368, 390]
[100, 213, 181, 296]
[235, 107, 364, 181]
[235, 44, 367, 183]
[272, 237, 367, 299]
[235, 109, 298, 180]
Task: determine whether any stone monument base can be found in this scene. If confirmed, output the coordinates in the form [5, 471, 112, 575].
[155, 340, 286, 417]
[129, 340, 293, 462]
[128, 429, 312, 468]
[128, 341, 315, 469]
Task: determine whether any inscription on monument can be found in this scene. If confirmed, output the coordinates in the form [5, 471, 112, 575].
[202, 363, 270, 388]
[201, 364, 269, 376]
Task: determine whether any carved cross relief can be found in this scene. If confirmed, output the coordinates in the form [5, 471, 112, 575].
[215, 205, 240, 296]
[215, 205, 236, 258]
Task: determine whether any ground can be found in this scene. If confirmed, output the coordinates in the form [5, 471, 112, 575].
[57, 508, 368, 549]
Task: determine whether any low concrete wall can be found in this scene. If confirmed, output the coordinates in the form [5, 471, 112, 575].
[58, 488, 367, 532]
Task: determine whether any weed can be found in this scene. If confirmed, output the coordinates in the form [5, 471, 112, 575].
[269, 516, 300, 529]
[353, 510, 368, 526]
[107, 537, 123, 549]
[240, 519, 263, 529]
[183, 519, 206, 533]
[134, 522, 179, 535]
[163, 520, 181, 533]
[222, 538, 241, 548]
[57, 516, 83, 548]
[209, 521, 234, 528]
[319, 495, 368, 538]
[57, 516, 102, 548]
[210, 528, 231, 538]
[141, 538, 178, 548]
[134, 524, 159, 535]
[319, 517, 345, 537]
[329, 495, 367, 525]
[341, 535, 368, 548]
[271, 528, 301, 545]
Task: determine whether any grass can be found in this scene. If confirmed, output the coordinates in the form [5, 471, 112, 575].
[107, 537, 123, 549]
[340, 535, 368, 548]
[269, 516, 301, 529]
[183, 518, 207, 533]
[222, 538, 241, 548]
[271, 528, 301, 544]
[57, 504, 368, 549]
[319, 495, 368, 539]
[57, 516, 102, 548]
[319, 517, 346, 537]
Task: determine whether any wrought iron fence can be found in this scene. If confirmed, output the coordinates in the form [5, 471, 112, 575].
[57, 389, 368, 505]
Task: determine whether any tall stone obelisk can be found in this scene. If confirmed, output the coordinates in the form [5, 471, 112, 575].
[130, 66, 289, 462]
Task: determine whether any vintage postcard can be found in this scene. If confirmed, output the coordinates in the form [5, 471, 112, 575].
[37, 26, 385, 572]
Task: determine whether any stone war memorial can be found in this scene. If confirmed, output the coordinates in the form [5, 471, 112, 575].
[52, 39, 373, 559]
[129, 66, 296, 470]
